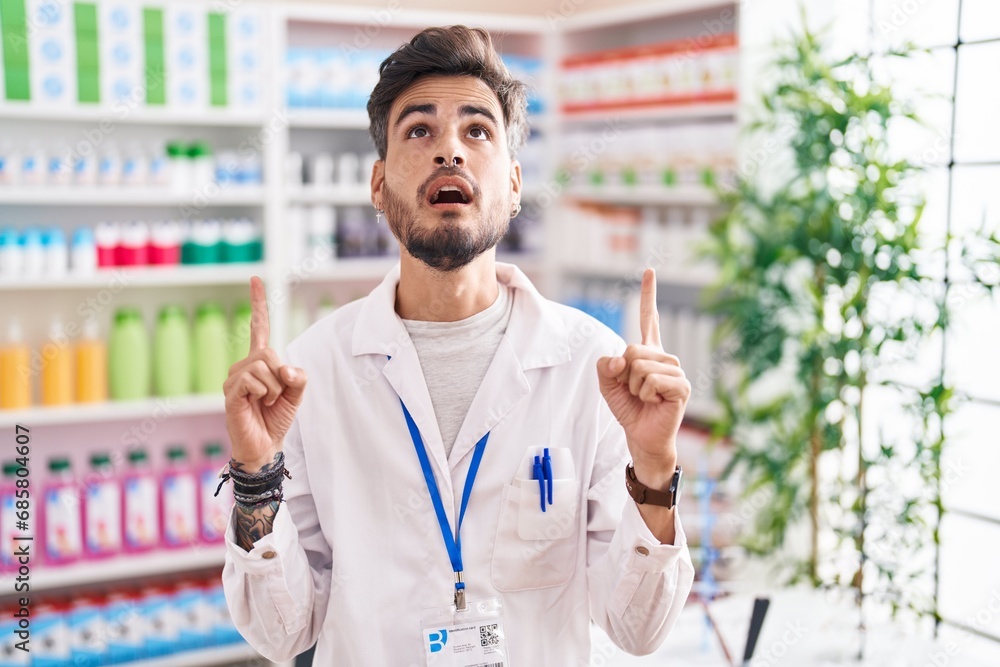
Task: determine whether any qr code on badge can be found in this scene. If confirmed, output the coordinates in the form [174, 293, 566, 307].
[479, 623, 500, 647]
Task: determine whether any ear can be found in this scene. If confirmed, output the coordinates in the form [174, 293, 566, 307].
[370, 158, 385, 209]
[509, 158, 522, 203]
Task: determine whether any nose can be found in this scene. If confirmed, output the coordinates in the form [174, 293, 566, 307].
[434, 130, 465, 168]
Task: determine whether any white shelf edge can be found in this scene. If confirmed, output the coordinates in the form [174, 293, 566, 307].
[558, 101, 738, 125]
[0, 187, 266, 207]
[287, 108, 370, 130]
[0, 264, 264, 291]
[0, 395, 225, 428]
[562, 0, 737, 31]
[287, 187, 370, 205]
[281, 5, 547, 33]
[291, 257, 398, 282]
[118, 642, 262, 667]
[5, 545, 226, 594]
[0, 103, 266, 126]
[559, 263, 717, 288]
[563, 185, 719, 206]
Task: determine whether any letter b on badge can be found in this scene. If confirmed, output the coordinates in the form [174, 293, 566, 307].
[428, 629, 448, 653]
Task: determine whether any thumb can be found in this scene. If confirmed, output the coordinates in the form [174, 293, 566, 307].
[596, 356, 626, 393]
[279, 365, 308, 406]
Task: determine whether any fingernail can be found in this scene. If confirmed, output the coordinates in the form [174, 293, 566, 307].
[286, 368, 297, 381]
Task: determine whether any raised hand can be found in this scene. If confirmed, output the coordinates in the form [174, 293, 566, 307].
[596, 268, 689, 483]
[223, 276, 308, 473]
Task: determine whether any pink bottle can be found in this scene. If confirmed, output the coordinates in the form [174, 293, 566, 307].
[149, 220, 182, 265]
[198, 442, 230, 543]
[161, 446, 198, 548]
[94, 221, 120, 268]
[117, 221, 149, 266]
[122, 449, 161, 553]
[42, 458, 83, 565]
[82, 453, 123, 558]
[0, 461, 27, 572]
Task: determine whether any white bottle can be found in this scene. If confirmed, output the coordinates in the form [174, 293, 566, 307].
[240, 151, 262, 185]
[43, 228, 69, 276]
[74, 150, 98, 187]
[167, 142, 192, 194]
[309, 153, 334, 187]
[0, 142, 22, 185]
[71, 227, 97, 274]
[47, 146, 73, 187]
[0, 228, 23, 277]
[148, 143, 170, 187]
[21, 143, 45, 186]
[98, 143, 122, 187]
[121, 143, 148, 187]
[20, 228, 45, 277]
[287, 206, 306, 264]
[285, 152, 303, 189]
[308, 205, 336, 257]
[337, 152, 360, 188]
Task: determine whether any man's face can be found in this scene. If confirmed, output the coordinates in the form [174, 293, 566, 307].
[371, 75, 522, 272]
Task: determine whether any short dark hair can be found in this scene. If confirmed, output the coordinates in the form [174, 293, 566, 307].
[367, 26, 529, 160]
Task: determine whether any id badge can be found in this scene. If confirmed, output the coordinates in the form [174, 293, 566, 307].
[420, 597, 509, 667]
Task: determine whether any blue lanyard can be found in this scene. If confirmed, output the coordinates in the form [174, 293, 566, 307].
[399, 398, 489, 611]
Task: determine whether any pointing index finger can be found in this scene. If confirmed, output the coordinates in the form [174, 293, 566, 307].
[249, 276, 270, 351]
[640, 268, 661, 347]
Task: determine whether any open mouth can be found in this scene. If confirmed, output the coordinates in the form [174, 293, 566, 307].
[426, 178, 474, 207]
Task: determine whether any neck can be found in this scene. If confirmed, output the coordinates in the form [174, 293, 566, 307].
[395, 249, 499, 322]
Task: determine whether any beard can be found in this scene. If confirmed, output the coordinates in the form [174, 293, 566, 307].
[382, 168, 509, 273]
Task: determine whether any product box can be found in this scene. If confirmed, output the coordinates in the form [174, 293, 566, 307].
[99, 2, 143, 105]
[28, 0, 76, 106]
[165, 3, 206, 109]
[226, 7, 263, 109]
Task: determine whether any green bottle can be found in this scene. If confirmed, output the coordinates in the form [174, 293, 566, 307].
[229, 301, 252, 366]
[109, 307, 150, 400]
[193, 302, 229, 394]
[154, 305, 191, 397]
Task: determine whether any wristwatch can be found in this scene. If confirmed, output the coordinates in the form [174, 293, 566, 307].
[625, 464, 682, 509]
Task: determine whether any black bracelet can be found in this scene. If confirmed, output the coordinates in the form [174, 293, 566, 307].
[233, 473, 284, 496]
[215, 453, 291, 498]
[234, 485, 283, 504]
[234, 494, 282, 510]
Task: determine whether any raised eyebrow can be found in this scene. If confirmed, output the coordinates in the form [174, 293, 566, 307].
[460, 105, 499, 127]
[394, 103, 436, 131]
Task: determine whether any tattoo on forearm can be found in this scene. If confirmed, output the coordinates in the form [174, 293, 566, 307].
[231, 451, 282, 475]
[234, 500, 280, 552]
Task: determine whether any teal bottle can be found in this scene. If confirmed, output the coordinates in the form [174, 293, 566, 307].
[109, 307, 150, 400]
[153, 305, 191, 397]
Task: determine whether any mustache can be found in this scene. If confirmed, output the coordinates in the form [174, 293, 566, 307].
[416, 166, 480, 201]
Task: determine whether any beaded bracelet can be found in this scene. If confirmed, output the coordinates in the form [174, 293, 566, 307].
[215, 452, 291, 498]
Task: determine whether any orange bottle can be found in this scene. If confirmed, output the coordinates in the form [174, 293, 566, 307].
[41, 317, 73, 406]
[75, 320, 107, 404]
[0, 319, 31, 410]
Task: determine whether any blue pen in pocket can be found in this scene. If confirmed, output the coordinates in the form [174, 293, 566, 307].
[532, 455, 546, 512]
[542, 447, 553, 506]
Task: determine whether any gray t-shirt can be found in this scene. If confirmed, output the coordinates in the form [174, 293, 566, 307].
[401, 282, 513, 458]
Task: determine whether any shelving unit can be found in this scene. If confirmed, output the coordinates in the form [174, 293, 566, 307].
[0, 395, 224, 428]
[118, 644, 263, 667]
[0, 545, 224, 595]
[562, 185, 719, 207]
[1, 264, 263, 291]
[0, 187, 265, 206]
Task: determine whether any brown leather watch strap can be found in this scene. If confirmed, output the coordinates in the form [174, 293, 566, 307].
[625, 464, 681, 508]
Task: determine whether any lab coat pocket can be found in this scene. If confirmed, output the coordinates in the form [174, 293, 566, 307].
[264, 564, 308, 635]
[491, 479, 582, 592]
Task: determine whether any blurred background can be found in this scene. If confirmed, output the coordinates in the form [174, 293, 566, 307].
[0, 0, 998, 665]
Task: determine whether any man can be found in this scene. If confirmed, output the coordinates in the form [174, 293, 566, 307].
[222, 25, 694, 666]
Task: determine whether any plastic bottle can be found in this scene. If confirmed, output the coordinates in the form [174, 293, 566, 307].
[153, 305, 191, 397]
[140, 583, 181, 657]
[167, 141, 191, 194]
[73, 148, 98, 186]
[0, 462, 26, 572]
[221, 218, 260, 263]
[33, 600, 73, 665]
[198, 442, 230, 543]
[121, 143, 148, 187]
[0, 319, 31, 410]
[43, 227, 68, 276]
[0, 141, 21, 184]
[47, 147, 73, 187]
[229, 301, 252, 366]
[122, 449, 160, 552]
[21, 143, 44, 186]
[192, 302, 229, 394]
[70, 227, 97, 275]
[68, 593, 107, 667]
[83, 453, 122, 558]
[98, 142, 122, 187]
[161, 446, 198, 548]
[0, 227, 23, 278]
[174, 579, 213, 648]
[20, 227, 44, 278]
[105, 589, 145, 663]
[43, 457, 83, 564]
[149, 220, 181, 265]
[94, 221, 120, 268]
[149, 142, 170, 187]
[117, 220, 149, 266]
[109, 307, 150, 401]
[41, 316, 73, 407]
[188, 141, 214, 190]
[75, 319, 107, 403]
[186, 219, 222, 264]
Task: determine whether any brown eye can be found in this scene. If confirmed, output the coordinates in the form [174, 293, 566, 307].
[407, 126, 429, 139]
[469, 126, 490, 140]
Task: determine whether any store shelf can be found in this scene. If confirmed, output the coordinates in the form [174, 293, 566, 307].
[0, 264, 263, 291]
[0, 395, 225, 428]
[287, 186, 370, 205]
[287, 108, 370, 129]
[0, 103, 266, 126]
[563, 185, 719, 206]
[0, 545, 225, 596]
[117, 643, 263, 667]
[558, 101, 737, 125]
[293, 257, 398, 282]
[0, 187, 265, 207]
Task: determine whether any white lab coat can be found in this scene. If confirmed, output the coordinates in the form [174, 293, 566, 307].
[222, 261, 695, 666]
